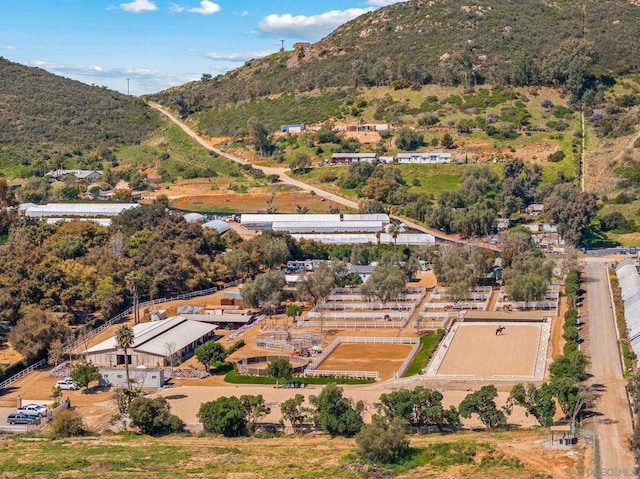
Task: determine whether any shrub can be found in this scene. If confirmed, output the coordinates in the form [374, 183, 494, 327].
[318, 171, 338, 183]
[50, 410, 85, 437]
[547, 151, 566, 162]
[356, 416, 409, 464]
[128, 396, 184, 435]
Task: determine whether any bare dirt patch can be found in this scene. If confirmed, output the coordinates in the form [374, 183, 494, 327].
[169, 189, 348, 213]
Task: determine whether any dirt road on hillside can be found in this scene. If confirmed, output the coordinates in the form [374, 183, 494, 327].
[147, 101, 500, 250]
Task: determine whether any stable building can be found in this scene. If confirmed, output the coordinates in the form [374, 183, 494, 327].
[397, 152, 452, 164]
[84, 316, 218, 368]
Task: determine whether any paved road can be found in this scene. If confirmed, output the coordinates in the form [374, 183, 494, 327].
[148, 101, 500, 251]
[584, 260, 635, 475]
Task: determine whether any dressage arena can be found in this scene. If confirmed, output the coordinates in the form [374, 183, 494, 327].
[424, 322, 550, 381]
[305, 337, 420, 381]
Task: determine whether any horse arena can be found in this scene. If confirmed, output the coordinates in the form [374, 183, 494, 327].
[305, 336, 420, 381]
[424, 321, 550, 381]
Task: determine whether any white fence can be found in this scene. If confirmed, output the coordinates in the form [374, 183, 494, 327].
[304, 369, 379, 380]
[0, 359, 47, 390]
[304, 336, 418, 381]
[296, 320, 405, 329]
[395, 340, 422, 378]
[313, 302, 415, 311]
[326, 293, 424, 302]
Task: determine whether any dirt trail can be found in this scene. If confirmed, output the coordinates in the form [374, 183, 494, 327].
[147, 101, 501, 252]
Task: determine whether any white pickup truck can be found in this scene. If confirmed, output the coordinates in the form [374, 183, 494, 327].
[15, 404, 49, 417]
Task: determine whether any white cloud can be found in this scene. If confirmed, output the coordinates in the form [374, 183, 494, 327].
[258, 8, 373, 41]
[119, 0, 157, 13]
[170, 1, 220, 15]
[0, 45, 16, 50]
[366, 0, 408, 6]
[188, 1, 220, 15]
[204, 50, 272, 62]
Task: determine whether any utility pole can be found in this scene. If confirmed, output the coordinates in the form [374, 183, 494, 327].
[127, 78, 130, 96]
[280, 40, 285, 52]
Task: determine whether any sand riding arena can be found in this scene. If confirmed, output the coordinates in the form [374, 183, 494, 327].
[424, 321, 551, 381]
[304, 336, 421, 381]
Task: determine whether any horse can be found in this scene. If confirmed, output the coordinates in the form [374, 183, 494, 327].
[495, 325, 506, 336]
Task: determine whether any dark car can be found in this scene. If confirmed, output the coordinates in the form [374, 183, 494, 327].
[7, 412, 39, 425]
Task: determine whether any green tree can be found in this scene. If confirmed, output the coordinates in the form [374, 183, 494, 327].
[356, 415, 409, 464]
[128, 396, 184, 435]
[126, 271, 148, 325]
[360, 264, 407, 304]
[285, 304, 303, 323]
[115, 325, 135, 389]
[378, 386, 460, 431]
[508, 383, 556, 427]
[70, 361, 100, 393]
[310, 384, 364, 437]
[295, 262, 337, 306]
[241, 271, 286, 309]
[194, 340, 228, 373]
[386, 223, 403, 253]
[395, 129, 424, 151]
[266, 358, 293, 388]
[8, 308, 70, 361]
[459, 385, 507, 429]
[240, 394, 268, 434]
[440, 133, 455, 149]
[289, 153, 311, 172]
[50, 410, 85, 438]
[198, 396, 247, 437]
[247, 116, 273, 156]
[280, 394, 309, 432]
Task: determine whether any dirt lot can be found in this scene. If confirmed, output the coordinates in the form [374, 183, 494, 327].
[166, 187, 351, 214]
[435, 323, 542, 378]
[315, 343, 413, 380]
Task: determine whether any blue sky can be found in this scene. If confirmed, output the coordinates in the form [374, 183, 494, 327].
[0, 0, 406, 95]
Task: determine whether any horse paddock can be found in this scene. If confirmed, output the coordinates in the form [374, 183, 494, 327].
[314, 342, 415, 380]
[425, 322, 550, 381]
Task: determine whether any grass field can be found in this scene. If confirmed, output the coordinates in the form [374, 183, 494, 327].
[0, 429, 579, 478]
[403, 332, 443, 377]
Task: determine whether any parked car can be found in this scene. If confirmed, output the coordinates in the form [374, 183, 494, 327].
[16, 404, 49, 417]
[7, 412, 40, 425]
[55, 378, 78, 390]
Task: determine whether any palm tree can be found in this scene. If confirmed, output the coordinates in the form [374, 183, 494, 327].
[386, 223, 403, 253]
[116, 325, 135, 389]
[126, 271, 147, 325]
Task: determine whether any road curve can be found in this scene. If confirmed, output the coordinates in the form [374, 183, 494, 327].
[148, 101, 499, 251]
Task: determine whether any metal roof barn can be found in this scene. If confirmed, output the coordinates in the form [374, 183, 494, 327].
[241, 214, 340, 230]
[291, 233, 435, 245]
[203, 219, 231, 234]
[24, 203, 140, 218]
[343, 214, 390, 223]
[272, 220, 383, 233]
[84, 316, 218, 367]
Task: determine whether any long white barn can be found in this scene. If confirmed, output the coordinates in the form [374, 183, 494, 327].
[241, 213, 390, 233]
[22, 203, 140, 218]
